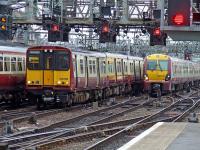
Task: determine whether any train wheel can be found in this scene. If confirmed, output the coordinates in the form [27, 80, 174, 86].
[37, 98, 46, 110]
[187, 86, 191, 93]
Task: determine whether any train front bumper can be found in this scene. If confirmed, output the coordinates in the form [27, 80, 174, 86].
[144, 81, 171, 92]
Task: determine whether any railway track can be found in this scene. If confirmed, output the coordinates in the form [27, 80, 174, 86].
[3, 96, 173, 149]
[83, 98, 198, 150]
[0, 96, 150, 147]
[0, 96, 134, 134]
[0, 91, 198, 149]
[26, 92, 199, 150]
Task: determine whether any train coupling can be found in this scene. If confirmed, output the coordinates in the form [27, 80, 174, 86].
[43, 97, 54, 102]
[42, 90, 54, 102]
[152, 84, 161, 91]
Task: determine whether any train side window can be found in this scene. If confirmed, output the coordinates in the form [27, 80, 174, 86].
[72, 57, 76, 77]
[108, 61, 111, 73]
[100, 60, 106, 74]
[11, 57, 16, 71]
[93, 60, 96, 74]
[130, 63, 132, 72]
[23, 57, 26, 71]
[17, 57, 23, 71]
[0, 57, 3, 71]
[4, 57, 10, 71]
[119, 62, 122, 72]
[80, 59, 84, 74]
[103, 61, 106, 74]
[123, 62, 125, 72]
[89, 60, 92, 74]
[125, 62, 128, 72]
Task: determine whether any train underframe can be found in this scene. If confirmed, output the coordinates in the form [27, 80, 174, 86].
[0, 88, 26, 107]
[146, 80, 200, 97]
[29, 82, 143, 109]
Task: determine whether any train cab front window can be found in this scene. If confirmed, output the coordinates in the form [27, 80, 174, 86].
[147, 61, 156, 70]
[147, 60, 168, 71]
[27, 51, 42, 70]
[55, 51, 69, 70]
[159, 60, 168, 71]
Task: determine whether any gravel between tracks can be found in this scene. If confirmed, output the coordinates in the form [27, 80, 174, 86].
[52, 138, 105, 150]
[10, 97, 135, 133]
[14, 106, 105, 131]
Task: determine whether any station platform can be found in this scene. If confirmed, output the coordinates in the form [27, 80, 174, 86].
[118, 122, 200, 150]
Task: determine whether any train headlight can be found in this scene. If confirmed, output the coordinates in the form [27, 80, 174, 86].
[27, 81, 31, 84]
[57, 81, 61, 84]
[144, 74, 149, 81]
[165, 74, 171, 81]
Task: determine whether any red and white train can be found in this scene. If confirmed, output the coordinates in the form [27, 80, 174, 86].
[26, 46, 144, 108]
[0, 45, 26, 105]
[144, 54, 200, 96]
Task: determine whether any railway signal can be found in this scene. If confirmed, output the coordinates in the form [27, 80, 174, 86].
[99, 20, 117, 43]
[150, 27, 167, 46]
[0, 13, 12, 40]
[99, 20, 110, 43]
[48, 24, 60, 42]
[168, 0, 191, 26]
[48, 24, 70, 42]
[0, 15, 7, 31]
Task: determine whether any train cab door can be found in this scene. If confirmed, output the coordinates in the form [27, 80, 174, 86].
[74, 55, 78, 88]
[43, 51, 54, 86]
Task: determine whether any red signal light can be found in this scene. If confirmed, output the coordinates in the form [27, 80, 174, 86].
[102, 23, 109, 33]
[153, 28, 161, 36]
[173, 14, 184, 25]
[52, 24, 59, 31]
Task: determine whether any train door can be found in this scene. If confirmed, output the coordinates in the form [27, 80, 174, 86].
[133, 60, 136, 81]
[139, 61, 141, 80]
[43, 51, 54, 86]
[97, 58, 100, 86]
[140, 61, 144, 80]
[85, 56, 88, 87]
[121, 59, 124, 80]
[73, 54, 78, 88]
[75, 55, 78, 88]
[114, 58, 117, 82]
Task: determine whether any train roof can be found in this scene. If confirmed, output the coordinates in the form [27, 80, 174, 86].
[146, 53, 198, 64]
[106, 52, 143, 60]
[28, 45, 143, 60]
[0, 45, 27, 53]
